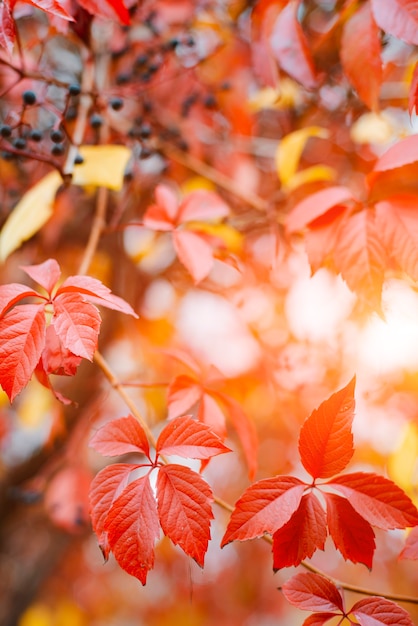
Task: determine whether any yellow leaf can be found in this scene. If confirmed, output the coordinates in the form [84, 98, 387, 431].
[388, 422, 418, 499]
[72, 145, 132, 191]
[18, 603, 52, 626]
[181, 177, 216, 194]
[275, 126, 329, 186]
[249, 79, 302, 112]
[350, 112, 394, 144]
[185, 221, 243, 252]
[284, 164, 336, 192]
[0, 171, 62, 262]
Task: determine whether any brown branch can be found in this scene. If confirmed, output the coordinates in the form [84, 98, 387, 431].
[92, 351, 418, 606]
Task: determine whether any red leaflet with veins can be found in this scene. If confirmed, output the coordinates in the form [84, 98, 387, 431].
[350, 596, 414, 626]
[298, 376, 356, 479]
[286, 186, 354, 234]
[371, 0, 418, 46]
[156, 415, 231, 460]
[90, 415, 151, 459]
[399, 525, 418, 560]
[282, 573, 344, 613]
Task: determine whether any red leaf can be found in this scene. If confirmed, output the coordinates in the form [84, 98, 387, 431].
[371, 0, 418, 45]
[282, 572, 344, 613]
[167, 375, 202, 419]
[272, 493, 327, 569]
[20, 258, 61, 295]
[269, 1, 317, 89]
[375, 195, 418, 280]
[157, 464, 214, 566]
[156, 415, 231, 460]
[89, 463, 133, 559]
[105, 474, 160, 585]
[52, 292, 101, 360]
[324, 493, 375, 568]
[340, 3, 382, 111]
[370, 134, 418, 174]
[45, 466, 91, 533]
[197, 392, 227, 439]
[327, 472, 418, 529]
[0, 304, 46, 401]
[0, 283, 42, 318]
[305, 206, 350, 273]
[333, 210, 387, 308]
[56, 275, 138, 317]
[298, 377, 356, 479]
[350, 596, 414, 626]
[221, 476, 305, 545]
[41, 324, 82, 376]
[214, 391, 258, 481]
[302, 615, 340, 626]
[143, 184, 178, 230]
[178, 191, 230, 223]
[286, 187, 354, 234]
[408, 62, 418, 115]
[172, 230, 214, 283]
[90, 415, 150, 459]
[24, 0, 74, 20]
[0, 2, 15, 54]
[399, 526, 418, 560]
[76, 0, 129, 25]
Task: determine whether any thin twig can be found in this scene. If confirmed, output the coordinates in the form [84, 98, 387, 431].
[78, 186, 108, 275]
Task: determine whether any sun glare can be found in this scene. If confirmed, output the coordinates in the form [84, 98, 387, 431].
[357, 280, 418, 375]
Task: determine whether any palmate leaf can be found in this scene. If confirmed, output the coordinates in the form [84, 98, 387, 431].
[221, 476, 305, 545]
[272, 493, 327, 569]
[156, 415, 231, 460]
[298, 377, 356, 479]
[327, 472, 418, 529]
[90, 415, 150, 459]
[157, 464, 214, 566]
[56, 275, 138, 317]
[0, 304, 46, 401]
[105, 475, 160, 585]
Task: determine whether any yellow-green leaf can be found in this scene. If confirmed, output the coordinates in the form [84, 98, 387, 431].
[284, 164, 336, 192]
[275, 126, 328, 187]
[72, 145, 132, 191]
[0, 171, 62, 262]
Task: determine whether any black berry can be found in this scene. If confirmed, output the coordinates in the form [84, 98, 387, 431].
[50, 129, 64, 143]
[0, 124, 12, 138]
[116, 73, 131, 85]
[139, 146, 152, 159]
[69, 83, 81, 96]
[13, 137, 27, 150]
[74, 154, 84, 165]
[51, 144, 65, 156]
[110, 97, 124, 111]
[22, 90, 37, 105]
[139, 123, 152, 139]
[204, 94, 217, 109]
[90, 113, 103, 129]
[29, 129, 43, 142]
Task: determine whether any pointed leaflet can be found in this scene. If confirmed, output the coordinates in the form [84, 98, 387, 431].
[305, 206, 350, 274]
[332, 209, 387, 308]
[272, 493, 327, 569]
[371, 0, 418, 45]
[324, 493, 375, 568]
[156, 415, 231, 460]
[276, 127, 328, 188]
[0, 304, 46, 402]
[89, 463, 133, 559]
[167, 375, 202, 419]
[52, 293, 101, 360]
[23, 0, 74, 20]
[178, 191, 230, 223]
[56, 275, 138, 317]
[286, 187, 354, 234]
[282, 573, 344, 613]
[0, 2, 15, 54]
[172, 230, 214, 283]
[41, 324, 82, 376]
[399, 526, 418, 560]
[327, 472, 418, 529]
[213, 392, 258, 480]
[157, 464, 213, 566]
[197, 392, 227, 439]
[302, 615, 340, 626]
[90, 415, 150, 459]
[143, 184, 178, 230]
[375, 196, 418, 280]
[0, 283, 42, 318]
[298, 377, 355, 479]
[76, 0, 130, 25]
[221, 476, 305, 545]
[20, 259, 61, 295]
[269, 1, 317, 89]
[370, 134, 418, 175]
[350, 597, 414, 626]
[340, 2, 382, 111]
[105, 474, 160, 585]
